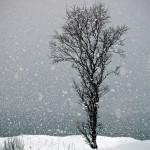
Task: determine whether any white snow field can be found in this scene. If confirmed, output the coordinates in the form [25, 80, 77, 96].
[0, 135, 150, 150]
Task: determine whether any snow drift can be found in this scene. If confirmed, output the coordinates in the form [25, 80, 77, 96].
[0, 135, 149, 150]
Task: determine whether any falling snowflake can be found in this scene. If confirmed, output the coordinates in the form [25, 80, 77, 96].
[120, 67, 127, 76]
[19, 67, 24, 72]
[51, 66, 56, 71]
[38, 92, 44, 101]
[62, 90, 68, 96]
[111, 89, 116, 93]
[34, 73, 38, 77]
[14, 73, 19, 79]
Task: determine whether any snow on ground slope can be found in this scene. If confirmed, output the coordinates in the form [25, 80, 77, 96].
[0, 135, 149, 150]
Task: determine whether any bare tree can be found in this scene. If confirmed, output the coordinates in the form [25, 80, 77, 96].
[50, 3, 128, 149]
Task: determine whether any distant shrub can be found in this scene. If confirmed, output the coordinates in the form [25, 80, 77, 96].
[3, 137, 24, 150]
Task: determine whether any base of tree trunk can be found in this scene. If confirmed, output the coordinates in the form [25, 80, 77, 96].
[90, 142, 98, 149]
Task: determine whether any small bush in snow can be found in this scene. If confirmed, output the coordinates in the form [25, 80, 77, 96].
[3, 137, 24, 150]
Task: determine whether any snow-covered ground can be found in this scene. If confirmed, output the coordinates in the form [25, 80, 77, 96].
[0, 135, 149, 150]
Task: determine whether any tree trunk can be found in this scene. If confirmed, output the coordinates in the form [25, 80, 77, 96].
[90, 134, 98, 149]
[90, 104, 98, 149]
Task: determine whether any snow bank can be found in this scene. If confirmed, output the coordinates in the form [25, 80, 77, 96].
[0, 135, 149, 150]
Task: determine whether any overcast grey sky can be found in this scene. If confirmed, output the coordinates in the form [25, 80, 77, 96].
[0, 0, 150, 138]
